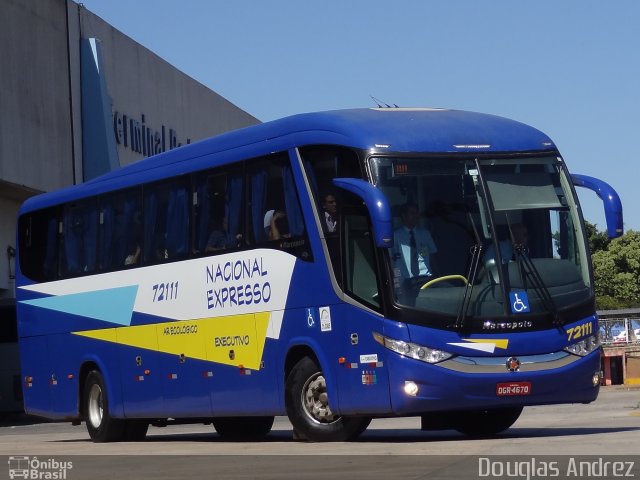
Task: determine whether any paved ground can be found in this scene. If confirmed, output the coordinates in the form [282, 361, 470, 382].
[1, 386, 639, 479]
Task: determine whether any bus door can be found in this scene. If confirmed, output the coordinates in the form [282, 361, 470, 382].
[332, 206, 391, 414]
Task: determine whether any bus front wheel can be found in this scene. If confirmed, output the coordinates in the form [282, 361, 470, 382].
[452, 406, 523, 436]
[285, 356, 371, 442]
[83, 370, 125, 442]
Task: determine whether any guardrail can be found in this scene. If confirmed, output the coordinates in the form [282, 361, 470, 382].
[599, 317, 640, 345]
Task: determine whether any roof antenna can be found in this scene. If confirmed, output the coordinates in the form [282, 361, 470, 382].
[370, 95, 392, 108]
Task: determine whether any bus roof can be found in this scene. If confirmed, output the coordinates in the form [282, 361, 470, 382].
[20, 108, 557, 213]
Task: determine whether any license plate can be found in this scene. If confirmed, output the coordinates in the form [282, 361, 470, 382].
[496, 381, 532, 396]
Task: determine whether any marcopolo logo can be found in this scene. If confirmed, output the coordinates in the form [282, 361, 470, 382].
[8, 456, 73, 479]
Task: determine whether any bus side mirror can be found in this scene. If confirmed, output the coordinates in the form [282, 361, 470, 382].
[571, 174, 623, 238]
[332, 178, 393, 248]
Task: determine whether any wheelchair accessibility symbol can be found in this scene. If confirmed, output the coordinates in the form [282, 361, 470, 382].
[306, 308, 316, 328]
[509, 291, 530, 314]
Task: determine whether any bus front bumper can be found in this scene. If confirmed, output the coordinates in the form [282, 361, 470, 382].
[386, 349, 601, 414]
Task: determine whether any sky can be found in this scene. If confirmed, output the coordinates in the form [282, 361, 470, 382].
[77, 0, 640, 233]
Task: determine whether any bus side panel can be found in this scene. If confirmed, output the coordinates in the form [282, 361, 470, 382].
[159, 334, 213, 417]
[208, 314, 280, 416]
[331, 304, 392, 415]
[160, 355, 214, 416]
[118, 341, 165, 418]
[19, 336, 51, 417]
[48, 333, 81, 418]
[209, 363, 279, 416]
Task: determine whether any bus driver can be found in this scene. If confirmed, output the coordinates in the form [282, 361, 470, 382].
[392, 202, 439, 302]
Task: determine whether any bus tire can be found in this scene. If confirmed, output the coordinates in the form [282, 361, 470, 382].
[83, 370, 125, 442]
[212, 416, 274, 440]
[123, 420, 149, 441]
[452, 406, 523, 436]
[285, 356, 371, 442]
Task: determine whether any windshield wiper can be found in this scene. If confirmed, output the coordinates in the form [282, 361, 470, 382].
[454, 212, 483, 330]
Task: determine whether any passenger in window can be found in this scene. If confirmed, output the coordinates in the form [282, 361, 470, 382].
[263, 210, 275, 239]
[205, 217, 242, 252]
[265, 210, 290, 240]
[124, 213, 143, 265]
[153, 233, 168, 260]
[321, 192, 338, 233]
[124, 241, 141, 266]
[205, 221, 227, 252]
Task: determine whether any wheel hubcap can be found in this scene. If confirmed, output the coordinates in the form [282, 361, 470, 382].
[87, 383, 104, 428]
[301, 373, 337, 424]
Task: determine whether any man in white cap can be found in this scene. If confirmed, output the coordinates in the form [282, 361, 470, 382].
[263, 209, 289, 240]
[263, 210, 275, 238]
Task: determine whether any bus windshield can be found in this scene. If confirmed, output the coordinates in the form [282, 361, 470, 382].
[369, 155, 591, 326]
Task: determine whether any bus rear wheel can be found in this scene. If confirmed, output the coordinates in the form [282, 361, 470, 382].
[285, 356, 371, 442]
[83, 370, 125, 442]
[452, 406, 523, 436]
[212, 416, 274, 440]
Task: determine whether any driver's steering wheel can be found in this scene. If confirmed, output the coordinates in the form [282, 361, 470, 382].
[420, 274, 469, 289]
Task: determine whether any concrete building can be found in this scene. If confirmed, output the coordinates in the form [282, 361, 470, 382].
[0, 0, 258, 411]
[598, 309, 640, 386]
[0, 0, 259, 304]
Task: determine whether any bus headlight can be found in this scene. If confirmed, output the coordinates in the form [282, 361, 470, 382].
[373, 332, 454, 364]
[564, 334, 600, 357]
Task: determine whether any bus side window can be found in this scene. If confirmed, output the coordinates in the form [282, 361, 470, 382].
[166, 187, 189, 257]
[298, 146, 363, 283]
[247, 153, 303, 243]
[194, 174, 224, 254]
[246, 152, 311, 260]
[61, 200, 98, 277]
[99, 189, 141, 270]
[248, 167, 269, 244]
[193, 169, 244, 254]
[18, 207, 59, 282]
[298, 145, 363, 201]
[143, 179, 189, 263]
[342, 206, 381, 310]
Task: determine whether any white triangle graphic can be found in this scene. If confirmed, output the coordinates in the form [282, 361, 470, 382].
[447, 342, 496, 353]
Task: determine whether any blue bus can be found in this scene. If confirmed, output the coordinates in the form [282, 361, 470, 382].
[15, 108, 622, 442]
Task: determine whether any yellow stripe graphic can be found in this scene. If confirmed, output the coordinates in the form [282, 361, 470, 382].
[73, 312, 271, 370]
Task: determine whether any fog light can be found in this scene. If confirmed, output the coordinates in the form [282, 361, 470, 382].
[404, 381, 419, 396]
[592, 372, 601, 387]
